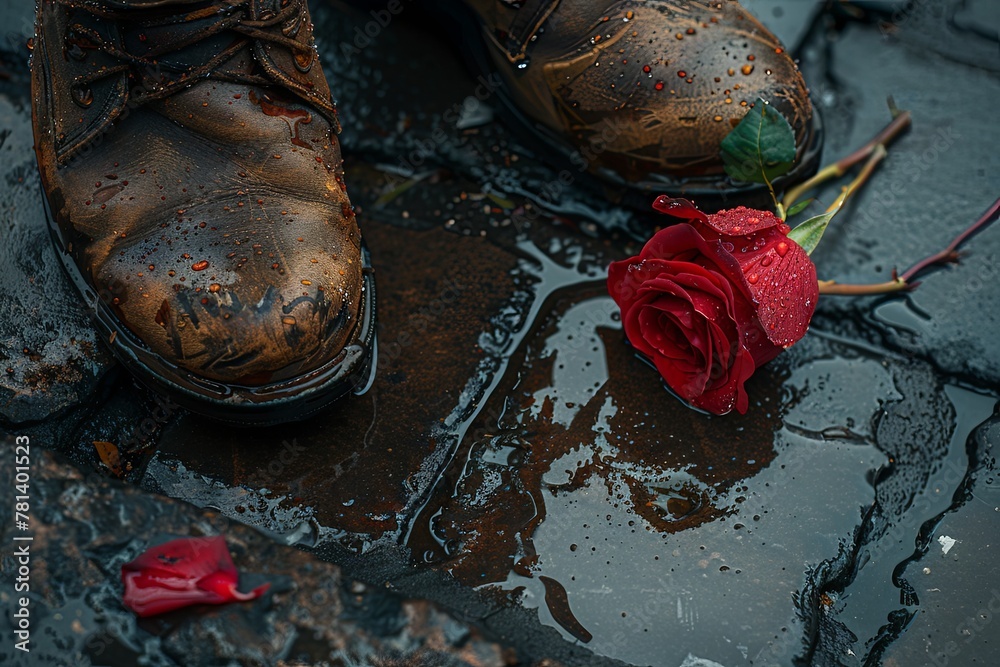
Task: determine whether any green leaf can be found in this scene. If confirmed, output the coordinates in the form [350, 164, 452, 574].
[787, 211, 835, 255]
[486, 191, 516, 210]
[720, 99, 796, 184]
[785, 198, 814, 218]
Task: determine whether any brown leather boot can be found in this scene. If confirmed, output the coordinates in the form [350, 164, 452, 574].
[431, 0, 822, 206]
[32, 0, 376, 424]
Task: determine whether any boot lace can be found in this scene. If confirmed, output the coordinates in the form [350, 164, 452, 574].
[60, 0, 315, 107]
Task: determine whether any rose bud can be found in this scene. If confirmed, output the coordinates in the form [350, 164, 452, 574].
[607, 196, 818, 415]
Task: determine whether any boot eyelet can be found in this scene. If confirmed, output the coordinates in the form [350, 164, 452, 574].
[282, 16, 301, 37]
[72, 84, 95, 108]
[66, 25, 90, 61]
[67, 41, 87, 61]
[293, 48, 314, 72]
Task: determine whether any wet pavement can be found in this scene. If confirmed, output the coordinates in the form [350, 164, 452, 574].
[0, 449, 530, 667]
[2, 0, 1000, 665]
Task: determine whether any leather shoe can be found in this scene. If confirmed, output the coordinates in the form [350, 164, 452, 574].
[429, 0, 822, 207]
[32, 0, 376, 424]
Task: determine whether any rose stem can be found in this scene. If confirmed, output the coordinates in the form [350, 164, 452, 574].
[820, 143, 886, 220]
[783, 109, 912, 214]
[899, 196, 1000, 282]
[817, 196, 1000, 296]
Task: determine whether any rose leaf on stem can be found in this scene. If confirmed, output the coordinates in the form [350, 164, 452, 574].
[785, 198, 814, 218]
[789, 144, 888, 256]
[720, 98, 796, 187]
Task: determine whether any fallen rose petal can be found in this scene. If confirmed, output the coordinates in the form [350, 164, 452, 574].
[122, 536, 269, 617]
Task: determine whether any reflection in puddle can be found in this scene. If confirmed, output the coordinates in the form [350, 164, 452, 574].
[406, 277, 904, 663]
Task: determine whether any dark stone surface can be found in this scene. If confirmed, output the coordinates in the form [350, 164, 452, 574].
[0, 1, 999, 666]
[0, 87, 115, 425]
[0, 445, 538, 667]
[798, 3, 1000, 388]
[879, 408, 1000, 667]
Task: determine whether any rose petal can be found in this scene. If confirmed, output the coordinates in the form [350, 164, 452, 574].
[122, 536, 269, 617]
[692, 343, 756, 415]
[732, 232, 817, 348]
[687, 207, 817, 349]
[651, 195, 709, 223]
[703, 205, 784, 236]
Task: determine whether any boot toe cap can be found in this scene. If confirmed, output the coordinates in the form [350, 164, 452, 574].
[540, 0, 814, 178]
[95, 200, 363, 386]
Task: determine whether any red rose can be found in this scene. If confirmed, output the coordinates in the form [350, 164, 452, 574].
[607, 196, 818, 415]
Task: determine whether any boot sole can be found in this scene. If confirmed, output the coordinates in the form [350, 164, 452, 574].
[44, 191, 378, 426]
[419, 1, 824, 211]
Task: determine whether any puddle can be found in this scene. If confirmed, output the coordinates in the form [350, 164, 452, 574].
[402, 278, 934, 664]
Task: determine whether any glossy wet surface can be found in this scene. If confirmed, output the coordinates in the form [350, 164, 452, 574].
[2, 1, 1000, 665]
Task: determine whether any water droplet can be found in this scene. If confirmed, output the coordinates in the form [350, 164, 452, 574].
[761, 255, 773, 267]
[776, 242, 789, 257]
[741, 64, 754, 75]
[192, 260, 209, 271]
[677, 70, 687, 78]
[747, 273, 759, 284]
[654, 80, 664, 90]
[643, 64, 651, 73]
